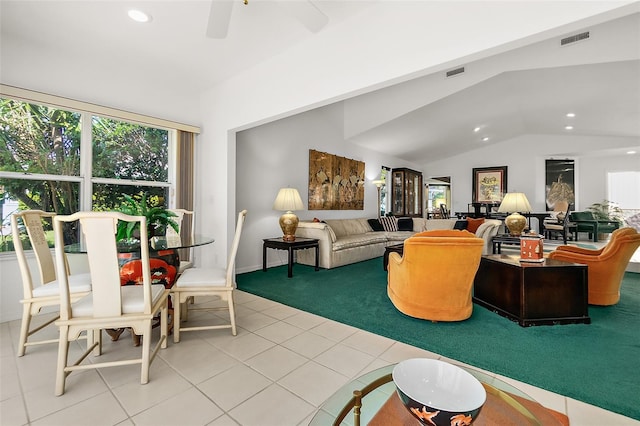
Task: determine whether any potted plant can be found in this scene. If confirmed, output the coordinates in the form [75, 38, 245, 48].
[587, 200, 624, 224]
[115, 193, 179, 241]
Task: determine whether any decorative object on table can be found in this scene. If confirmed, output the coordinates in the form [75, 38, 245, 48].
[498, 192, 532, 236]
[273, 187, 305, 241]
[545, 159, 575, 210]
[472, 166, 507, 204]
[520, 232, 544, 262]
[308, 149, 365, 210]
[372, 178, 385, 219]
[115, 192, 179, 241]
[392, 358, 486, 426]
[548, 227, 640, 305]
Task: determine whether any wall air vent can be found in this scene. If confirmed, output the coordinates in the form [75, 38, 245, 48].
[561, 31, 590, 46]
[445, 66, 465, 78]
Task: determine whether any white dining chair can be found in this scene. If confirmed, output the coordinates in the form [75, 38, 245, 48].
[171, 209, 247, 342]
[167, 208, 195, 274]
[11, 210, 91, 357]
[53, 211, 169, 396]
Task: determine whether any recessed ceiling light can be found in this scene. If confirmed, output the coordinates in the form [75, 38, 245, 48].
[627, 150, 637, 155]
[128, 9, 151, 23]
[482, 136, 489, 142]
[473, 127, 481, 133]
[565, 125, 574, 130]
[566, 113, 576, 118]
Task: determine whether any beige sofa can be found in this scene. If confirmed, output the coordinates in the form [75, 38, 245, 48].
[295, 217, 501, 269]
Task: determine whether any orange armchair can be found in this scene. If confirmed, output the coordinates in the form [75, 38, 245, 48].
[548, 227, 640, 305]
[387, 230, 484, 321]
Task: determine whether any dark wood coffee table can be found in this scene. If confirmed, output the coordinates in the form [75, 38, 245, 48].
[383, 243, 403, 271]
[473, 254, 590, 326]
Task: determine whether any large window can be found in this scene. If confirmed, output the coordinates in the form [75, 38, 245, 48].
[0, 97, 174, 251]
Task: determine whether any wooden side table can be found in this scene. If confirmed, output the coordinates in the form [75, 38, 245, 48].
[263, 237, 319, 278]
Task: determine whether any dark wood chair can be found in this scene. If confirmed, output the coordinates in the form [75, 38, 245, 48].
[544, 207, 572, 244]
[439, 204, 450, 219]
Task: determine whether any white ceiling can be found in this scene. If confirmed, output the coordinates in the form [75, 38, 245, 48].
[1, 1, 639, 163]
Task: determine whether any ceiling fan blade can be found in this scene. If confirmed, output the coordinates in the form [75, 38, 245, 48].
[277, 0, 328, 33]
[206, 0, 234, 39]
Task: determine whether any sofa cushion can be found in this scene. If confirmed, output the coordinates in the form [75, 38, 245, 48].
[380, 216, 398, 232]
[332, 233, 388, 251]
[325, 218, 370, 238]
[424, 219, 457, 231]
[454, 220, 468, 230]
[466, 217, 485, 233]
[386, 231, 415, 241]
[397, 217, 413, 231]
[368, 218, 384, 231]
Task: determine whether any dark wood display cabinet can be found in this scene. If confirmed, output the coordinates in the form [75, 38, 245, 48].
[391, 168, 423, 217]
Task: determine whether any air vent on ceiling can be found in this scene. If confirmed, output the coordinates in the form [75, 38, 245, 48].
[445, 66, 465, 78]
[560, 31, 590, 46]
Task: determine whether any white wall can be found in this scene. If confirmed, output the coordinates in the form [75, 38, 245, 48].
[422, 134, 640, 220]
[235, 103, 421, 272]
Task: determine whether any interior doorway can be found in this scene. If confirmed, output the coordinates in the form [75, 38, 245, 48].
[425, 176, 451, 218]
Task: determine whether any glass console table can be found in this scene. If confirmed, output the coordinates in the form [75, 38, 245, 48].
[310, 363, 568, 426]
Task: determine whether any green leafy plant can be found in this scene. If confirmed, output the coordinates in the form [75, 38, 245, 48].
[115, 193, 179, 241]
[587, 200, 624, 224]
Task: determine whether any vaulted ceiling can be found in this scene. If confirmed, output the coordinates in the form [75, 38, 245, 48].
[2, 1, 639, 163]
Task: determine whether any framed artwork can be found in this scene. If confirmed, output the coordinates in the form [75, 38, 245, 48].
[472, 166, 507, 204]
[308, 149, 365, 210]
[545, 159, 575, 211]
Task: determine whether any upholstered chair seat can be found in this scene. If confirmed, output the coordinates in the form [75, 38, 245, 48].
[387, 230, 484, 321]
[548, 227, 640, 305]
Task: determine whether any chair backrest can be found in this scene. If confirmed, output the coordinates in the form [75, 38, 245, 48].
[439, 204, 450, 219]
[11, 210, 58, 298]
[225, 210, 248, 286]
[54, 212, 153, 319]
[600, 227, 640, 259]
[570, 211, 595, 221]
[167, 209, 195, 244]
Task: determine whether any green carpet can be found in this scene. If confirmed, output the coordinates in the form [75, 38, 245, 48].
[237, 258, 640, 420]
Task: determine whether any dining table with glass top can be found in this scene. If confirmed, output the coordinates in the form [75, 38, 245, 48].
[310, 363, 569, 426]
[64, 234, 215, 288]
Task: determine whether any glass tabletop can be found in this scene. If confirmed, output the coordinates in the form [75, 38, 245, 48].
[309, 363, 540, 426]
[64, 234, 215, 253]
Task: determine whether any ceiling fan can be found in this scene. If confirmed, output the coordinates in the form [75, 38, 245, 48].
[206, 0, 329, 39]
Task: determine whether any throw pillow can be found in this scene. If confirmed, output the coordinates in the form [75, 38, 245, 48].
[397, 217, 413, 231]
[454, 220, 468, 230]
[367, 218, 384, 232]
[380, 216, 398, 232]
[466, 217, 485, 233]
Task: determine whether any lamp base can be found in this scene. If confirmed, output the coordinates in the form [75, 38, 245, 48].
[279, 211, 299, 241]
[505, 212, 527, 236]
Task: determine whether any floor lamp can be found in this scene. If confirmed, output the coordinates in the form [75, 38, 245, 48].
[373, 179, 385, 220]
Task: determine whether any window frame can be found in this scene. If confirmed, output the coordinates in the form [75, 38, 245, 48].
[0, 86, 198, 254]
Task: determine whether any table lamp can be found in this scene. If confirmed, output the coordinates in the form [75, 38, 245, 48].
[273, 187, 305, 241]
[498, 192, 532, 236]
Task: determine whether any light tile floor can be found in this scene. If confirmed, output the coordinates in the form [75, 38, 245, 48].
[1, 291, 639, 426]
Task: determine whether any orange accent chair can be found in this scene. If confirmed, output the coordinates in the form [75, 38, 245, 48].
[547, 227, 640, 305]
[387, 230, 484, 321]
